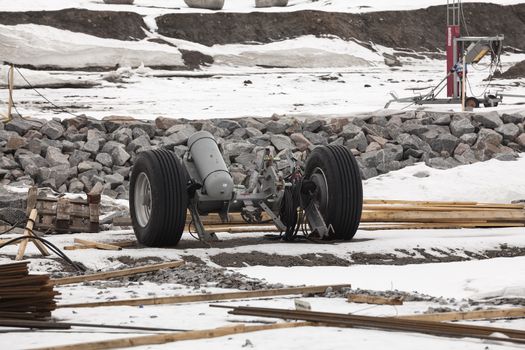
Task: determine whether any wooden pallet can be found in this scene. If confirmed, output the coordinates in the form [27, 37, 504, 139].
[28, 184, 103, 234]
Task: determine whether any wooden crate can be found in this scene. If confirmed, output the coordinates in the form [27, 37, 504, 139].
[27, 183, 103, 234]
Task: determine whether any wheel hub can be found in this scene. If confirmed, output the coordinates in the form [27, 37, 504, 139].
[308, 167, 329, 213]
[134, 172, 152, 227]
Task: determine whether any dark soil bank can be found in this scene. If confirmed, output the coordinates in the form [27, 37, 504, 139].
[0, 9, 146, 41]
[1, 4, 525, 51]
[157, 4, 525, 50]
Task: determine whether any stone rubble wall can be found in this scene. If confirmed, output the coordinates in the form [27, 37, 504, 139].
[0, 110, 524, 202]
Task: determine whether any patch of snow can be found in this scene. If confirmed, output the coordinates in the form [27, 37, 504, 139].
[0, 24, 183, 69]
[364, 155, 525, 204]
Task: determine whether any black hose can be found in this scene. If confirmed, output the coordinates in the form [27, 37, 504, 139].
[0, 235, 85, 272]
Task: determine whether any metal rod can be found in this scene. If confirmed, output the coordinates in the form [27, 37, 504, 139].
[7, 64, 14, 121]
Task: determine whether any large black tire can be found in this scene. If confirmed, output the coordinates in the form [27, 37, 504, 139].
[304, 145, 363, 240]
[129, 149, 188, 247]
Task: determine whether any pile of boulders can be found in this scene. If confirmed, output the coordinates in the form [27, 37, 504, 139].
[0, 110, 524, 203]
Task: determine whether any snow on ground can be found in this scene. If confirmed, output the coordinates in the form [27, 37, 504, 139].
[0, 24, 183, 69]
[3, 37, 524, 119]
[1, 151, 525, 349]
[364, 155, 525, 203]
[0, 0, 524, 15]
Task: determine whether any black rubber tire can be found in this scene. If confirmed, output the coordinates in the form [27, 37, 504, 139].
[304, 145, 363, 240]
[465, 97, 480, 108]
[129, 149, 188, 247]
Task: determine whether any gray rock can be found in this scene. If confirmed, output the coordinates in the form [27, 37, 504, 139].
[476, 128, 503, 146]
[46, 146, 69, 167]
[495, 123, 520, 141]
[270, 134, 294, 151]
[69, 150, 91, 167]
[40, 120, 64, 140]
[501, 112, 525, 124]
[376, 144, 403, 163]
[78, 161, 103, 173]
[433, 114, 451, 125]
[130, 123, 156, 138]
[87, 129, 105, 141]
[473, 112, 503, 129]
[377, 160, 402, 174]
[165, 128, 195, 147]
[132, 127, 148, 139]
[111, 147, 131, 166]
[459, 133, 477, 146]
[426, 157, 461, 169]
[0, 208, 26, 225]
[303, 131, 328, 145]
[360, 167, 378, 179]
[265, 120, 288, 134]
[345, 131, 368, 152]
[216, 119, 241, 132]
[104, 173, 125, 189]
[101, 140, 122, 154]
[303, 119, 324, 132]
[449, 117, 475, 137]
[166, 124, 196, 136]
[82, 138, 100, 154]
[401, 121, 429, 137]
[245, 127, 263, 138]
[361, 150, 379, 168]
[127, 135, 151, 153]
[396, 133, 432, 154]
[340, 123, 362, 139]
[69, 179, 85, 193]
[430, 134, 458, 155]
[5, 135, 27, 151]
[413, 171, 430, 178]
[234, 153, 256, 169]
[517, 133, 525, 148]
[290, 133, 312, 151]
[494, 153, 518, 161]
[0, 156, 18, 170]
[113, 127, 132, 145]
[223, 142, 255, 158]
[4, 118, 35, 135]
[95, 153, 113, 167]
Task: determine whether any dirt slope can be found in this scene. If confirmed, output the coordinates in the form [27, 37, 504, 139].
[0, 4, 524, 50]
[0, 8, 146, 41]
[156, 3, 525, 50]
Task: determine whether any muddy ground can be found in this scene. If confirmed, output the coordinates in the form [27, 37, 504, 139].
[208, 245, 525, 267]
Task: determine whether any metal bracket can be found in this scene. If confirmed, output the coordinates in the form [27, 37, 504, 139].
[304, 200, 331, 239]
[189, 200, 219, 242]
[259, 201, 287, 231]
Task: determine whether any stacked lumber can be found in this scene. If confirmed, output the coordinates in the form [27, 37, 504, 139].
[112, 199, 524, 233]
[0, 261, 58, 320]
[361, 199, 525, 229]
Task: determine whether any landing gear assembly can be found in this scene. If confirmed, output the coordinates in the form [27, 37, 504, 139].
[129, 131, 363, 247]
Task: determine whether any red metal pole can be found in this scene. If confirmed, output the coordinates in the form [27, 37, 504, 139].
[446, 25, 460, 97]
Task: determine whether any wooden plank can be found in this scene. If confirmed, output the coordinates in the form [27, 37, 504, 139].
[63, 240, 136, 251]
[364, 199, 525, 209]
[88, 182, 103, 233]
[33, 322, 314, 350]
[51, 260, 185, 286]
[361, 210, 525, 223]
[396, 307, 525, 322]
[58, 284, 351, 308]
[73, 238, 122, 251]
[362, 205, 522, 212]
[26, 186, 38, 217]
[348, 294, 403, 305]
[16, 209, 46, 260]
